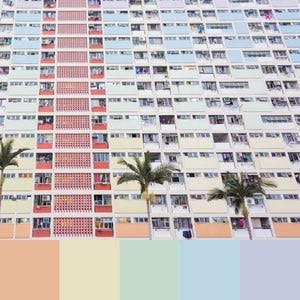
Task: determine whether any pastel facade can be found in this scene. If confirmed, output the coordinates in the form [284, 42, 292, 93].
[0, 0, 300, 239]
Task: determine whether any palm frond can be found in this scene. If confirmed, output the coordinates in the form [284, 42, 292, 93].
[151, 163, 179, 184]
[260, 178, 277, 189]
[11, 148, 30, 158]
[207, 188, 227, 201]
[6, 159, 18, 168]
[0, 140, 29, 171]
[117, 157, 140, 174]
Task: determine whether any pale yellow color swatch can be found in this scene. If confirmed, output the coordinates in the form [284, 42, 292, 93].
[60, 240, 120, 300]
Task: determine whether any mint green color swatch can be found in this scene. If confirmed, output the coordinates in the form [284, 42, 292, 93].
[120, 241, 180, 300]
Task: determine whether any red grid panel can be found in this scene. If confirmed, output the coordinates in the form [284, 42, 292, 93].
[57, 38, 87, 49]
[56, 115, 90, 130]
[56, 82, 89, 94]
[55, 133, 90, 148]
[55, 152, 91, 169]
[57, 51, 87, 63]
[53, 218, 93, 237]
[54, 195, 92, 212]
[56, 98, 89, 111]
[57, 66, 89, 78]
[54, 173, 92, 190]
[58, 24, 87, 35]
[57, 11, 86, 21]
[58, 0, 87, 8]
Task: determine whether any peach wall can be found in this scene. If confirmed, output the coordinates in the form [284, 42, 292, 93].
[116, 223, 149, 238]
[0, 223, 14, 238]
[15, 223, 30, 238]
[195, 223, 232, 238]
[0, 241, 59, 300]
[273, 223, 300, 238]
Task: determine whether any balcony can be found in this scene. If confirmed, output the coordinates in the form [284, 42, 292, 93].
[36, 153, 52, 169]
[43, 12, 56, 21]
[44, 0, 56, 8]
[35, 174, 52, 191]
[174, 218, 193, 239]
[152, 218, 171, 239]
[37, 134, 53, 149]
[252, 218, 273, 238]
[32, 218, 51, 237]
[94, 173, 111, 190]
[38, 116, 53, 130]
[91, 133, 107, 147]
[95, 218, 113, 237]
[38, 99, 54, 112]
[231, 218, 249, 239]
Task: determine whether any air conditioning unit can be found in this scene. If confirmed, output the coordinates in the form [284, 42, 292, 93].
[246, 198, 255, 205]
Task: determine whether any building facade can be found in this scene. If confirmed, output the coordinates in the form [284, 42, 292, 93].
[0, 0, 300, 239]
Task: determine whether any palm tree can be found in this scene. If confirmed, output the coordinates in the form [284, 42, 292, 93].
[117, 150, 180, 240]
[0, 139, 29, 212]
[207, 172, 276, 240]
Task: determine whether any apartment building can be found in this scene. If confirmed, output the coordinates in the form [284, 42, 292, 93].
[0, 0, 300, 239]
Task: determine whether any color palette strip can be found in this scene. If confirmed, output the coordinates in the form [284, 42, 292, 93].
[0, 241, 299, 300]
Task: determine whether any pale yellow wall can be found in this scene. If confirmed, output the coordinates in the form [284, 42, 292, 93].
[108, 102, 139, 112]
[3, 178, 33, 191]
[179, 137, 214, 149]
[60, 241, 119, 300]
[231, 68, 262, 79]
[110, 138, 143, 149]
[6, 157, 34, 170]
[241, 101, 273, 112]
[182, 156, 218, 169]
[114, 199, 147, 214]
[9, 138, 35, 149]
[255, 157, 292, 169]
[267, 200, 300, 214]
[106, 85, 136, 95]
[171, 85, 203, 95]
[186, 178, 223, 191]
[111, 177, 140, 191]
[295, 69, 300, 79]
[169, 70, 198, 79]
[249, 80, 269, 94]
[1, 200, 32, 214]
[111, 157, 136, 169]
[106, 69, 134, 79]
[10, 69, 39, 79]
[174, 101, 206, 112]
[267, 178, 298, 190]
[190, 199, 227, 213]
[249, 138, 285, 149]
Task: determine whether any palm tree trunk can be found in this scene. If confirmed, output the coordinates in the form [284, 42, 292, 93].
[144, 187, 152, 240]
[146, 199, 152, 240]
[242, 204, 253, 240]
[0, 171, 4, 213]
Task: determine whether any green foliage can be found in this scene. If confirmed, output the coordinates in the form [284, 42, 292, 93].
[0, 140, 29, 173]
[208, 172, 277, 216]
[117, 150, 180, 194]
